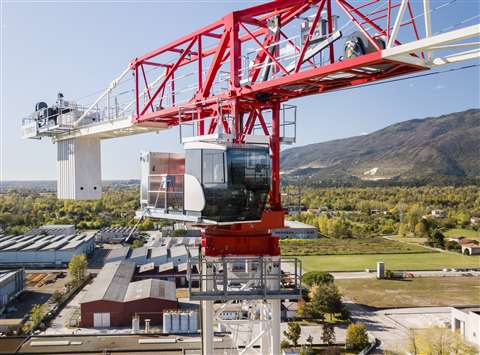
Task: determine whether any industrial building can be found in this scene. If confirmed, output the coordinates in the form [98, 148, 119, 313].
[0, 269, 25, 313]
[105, 244, 197, 268]
[0, 233, 95, 267]
[272, 220, 319, 239]
[451, 307, 480, 347]
[80, 261, 177, 328]
[26, 224, 75, 236]
[95, 226, 139, 244]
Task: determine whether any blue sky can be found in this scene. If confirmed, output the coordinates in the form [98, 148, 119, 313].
[1, 0, 479, 181]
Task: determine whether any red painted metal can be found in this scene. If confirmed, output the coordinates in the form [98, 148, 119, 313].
[124, 0, 429, 256]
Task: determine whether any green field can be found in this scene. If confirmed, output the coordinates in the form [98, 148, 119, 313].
[299, 253, 480, 272]
[444, 228, 480, 240]
[280, 237, 433, 256]
[336, 277, 480, 308]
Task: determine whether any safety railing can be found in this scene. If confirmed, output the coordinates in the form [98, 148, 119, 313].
[188, 256, 302, 301]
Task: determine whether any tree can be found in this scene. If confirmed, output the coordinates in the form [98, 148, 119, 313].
[283, 322, 301, 347]
[346, 322, 369, 350]
[68, 254, 88, 284]
[305, 283, 343, 320]
[322, 322, 336, 345]
[414, 221, 429, 237]
[398, 223, 408, 237]
[26, 304, 44, 331]
[302, 271, 333, 287]
[428, 230, 445, 249]
[445, 240, 461, 252]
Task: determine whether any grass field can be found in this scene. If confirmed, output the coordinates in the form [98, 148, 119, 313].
[336, 277, 480, 308]
[299, 253, 480, 272]
[444, 228, 480, 240]
[280, 237, 433, 256]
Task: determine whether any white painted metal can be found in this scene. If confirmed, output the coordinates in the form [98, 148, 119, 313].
[57, 137, 102, 200]
[383, 24, 480, 66]
[387, 0, 408, 49]
[184, 174, 206, 212]
[93, 312, 110, 328]
[56, 116, 167, 142]
[431, 48, 480, 66]
[423, 0, 432, 60]
[202, 260, 215, 355]
[73, 65, 131, 127]
[384, 24, 480, 56]
[200, 256, 284, 355]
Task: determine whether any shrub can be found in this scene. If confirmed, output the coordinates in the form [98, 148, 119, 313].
[445, 240, 461, 252]
[171, 229, 188, 237]
[280, 340, 291, 349]
[302, 271, 334, 287]
[346, 322, 369, 350]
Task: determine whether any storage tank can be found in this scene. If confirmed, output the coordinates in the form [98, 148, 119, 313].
[171, 312, 180, 332]
[189, 311, 198, 333]
[180, 312, 189, 332]
[132, 316, 140, 333]
[163, 312, 172, 334]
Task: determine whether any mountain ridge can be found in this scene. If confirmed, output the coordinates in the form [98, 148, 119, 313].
[280, 108, 480, 181]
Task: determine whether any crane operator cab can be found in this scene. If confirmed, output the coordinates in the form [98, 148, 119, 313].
[139, 142, 271, 224]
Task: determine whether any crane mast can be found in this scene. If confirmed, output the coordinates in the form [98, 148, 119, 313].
[20, 0, 479, 353]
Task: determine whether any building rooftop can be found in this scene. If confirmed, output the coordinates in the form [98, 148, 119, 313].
[130, 246, 148, 259]
[81, 261, 136, 303]
[170, 245, 187, 258]
[124, 279, 176, 302]
[151, 246, 168, 258]
[105, 246, 131, 261]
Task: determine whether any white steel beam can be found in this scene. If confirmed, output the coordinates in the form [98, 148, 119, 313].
[270, 300, 281, 355]
[202, 301, 214, 355]
[55, 117, 167, 142]
[383, 24, 480, 65]
[73, 65, 131, 127]
[423, 0, 432, 60]
[432, 48, 480, 66]
[387, 0, 408, 48]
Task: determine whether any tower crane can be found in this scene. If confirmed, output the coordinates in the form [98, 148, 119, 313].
[21, 0, 479, 353]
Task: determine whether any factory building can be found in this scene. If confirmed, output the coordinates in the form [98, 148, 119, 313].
[0, 269, 25, 314]
[80, 261, 177, 328]
[95, 226, 139, 244]
[105, 246, 131, 264]
[130, 246, 148, 265]
[272, 220, 319, 239]
[26, 224, 76, 237]
[105, 244, 197, 268]
[0, 233, 95, 267]
[149, 246, 168, 265]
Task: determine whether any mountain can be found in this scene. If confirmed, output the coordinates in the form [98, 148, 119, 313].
[281, 108, 480, 182]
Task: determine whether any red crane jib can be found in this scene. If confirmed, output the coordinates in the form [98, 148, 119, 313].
[127, 0, 425, 256]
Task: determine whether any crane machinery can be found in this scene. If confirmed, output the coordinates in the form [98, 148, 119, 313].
[21, 0, 479, 353]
